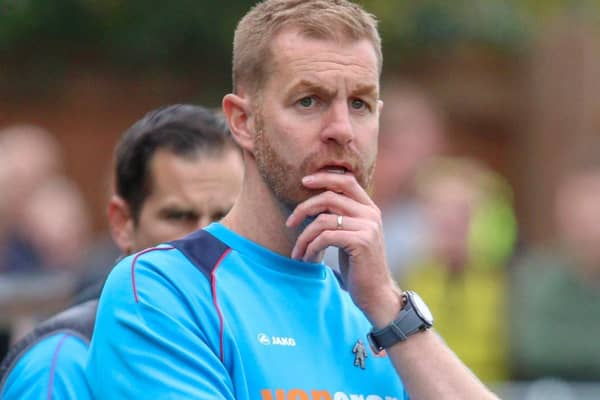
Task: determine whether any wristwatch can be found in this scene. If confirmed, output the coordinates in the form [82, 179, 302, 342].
[367, 290, 434, 354]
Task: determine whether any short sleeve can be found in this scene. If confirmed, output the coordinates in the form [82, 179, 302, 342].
[86, 247, 235, 399]
[1, 333, 90, 399]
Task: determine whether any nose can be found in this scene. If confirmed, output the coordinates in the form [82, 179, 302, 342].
[321, 101, 353, 145]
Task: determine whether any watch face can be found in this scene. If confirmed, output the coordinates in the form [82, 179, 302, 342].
[410, 292, 434, 325]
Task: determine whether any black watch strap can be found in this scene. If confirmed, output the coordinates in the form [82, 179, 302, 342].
[367, 291, 433, 353]
[369, 307, 423, 346]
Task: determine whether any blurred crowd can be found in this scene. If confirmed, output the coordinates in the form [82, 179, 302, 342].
[1, 82, 599, 392]
[0, 125, 118, 360]
[0, 126, 116, 277]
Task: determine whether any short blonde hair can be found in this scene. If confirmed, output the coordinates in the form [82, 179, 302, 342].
[232, 0, 382, 95]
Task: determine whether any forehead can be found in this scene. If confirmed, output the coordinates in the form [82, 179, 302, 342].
[147, 149, 243, 204]
[266, 28, 380, 92]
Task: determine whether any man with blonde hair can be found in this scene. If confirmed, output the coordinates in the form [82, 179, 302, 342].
[87, 1, 498, 399]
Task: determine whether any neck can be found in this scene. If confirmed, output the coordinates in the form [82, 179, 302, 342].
[220, 163, 301, 258]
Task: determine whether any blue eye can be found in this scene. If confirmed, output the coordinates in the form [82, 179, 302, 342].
[299, 97, 314, 108]
[351, 98, 366, 110]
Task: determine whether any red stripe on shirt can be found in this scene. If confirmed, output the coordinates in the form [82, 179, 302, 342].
[131, 246, 175, 303]
[210, 248, 231, 363]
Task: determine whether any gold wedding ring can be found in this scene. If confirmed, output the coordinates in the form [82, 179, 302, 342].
[336, 215, 343, 230]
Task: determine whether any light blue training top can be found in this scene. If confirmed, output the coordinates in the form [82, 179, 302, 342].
[1, 332, 91, 400]
[86, 223, 410, 399]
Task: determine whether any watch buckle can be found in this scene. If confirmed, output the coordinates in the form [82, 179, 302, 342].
[367, 332, 384, 355]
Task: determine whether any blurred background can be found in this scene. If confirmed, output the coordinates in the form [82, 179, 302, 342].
[1, 1, 600, 398]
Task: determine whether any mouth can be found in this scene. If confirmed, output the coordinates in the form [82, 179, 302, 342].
[318, 162, 354, 175]
[325, 166, 348, 174]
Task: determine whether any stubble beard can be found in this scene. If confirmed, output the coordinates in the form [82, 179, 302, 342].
[253, 112, 376, 215]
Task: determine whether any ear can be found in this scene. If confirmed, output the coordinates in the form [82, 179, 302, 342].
[378, 99, 384, 115]
[107, 195, 135, 255]
[222, 92, 255, 153]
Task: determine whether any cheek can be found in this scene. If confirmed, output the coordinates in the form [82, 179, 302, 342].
[135, 215, 173, 248]
[267, 121, 295, 149]
[165, 225, 196, 242]
[150, 224, 190, 248]
[362, 139, 378, 168]
[265, 106, 313, 145]
[355, 120, 379, 150]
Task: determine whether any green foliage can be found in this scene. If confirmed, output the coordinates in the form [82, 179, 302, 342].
[0, 0, 597, 75]
[0, 0, 99, 54]
[96, 1, 251, 71]
[362, 0, 530, 63]
[0, 0, 253, 75]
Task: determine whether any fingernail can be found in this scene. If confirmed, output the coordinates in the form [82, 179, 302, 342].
[302, 176, 314, 184]
[285, 214, 295, 227]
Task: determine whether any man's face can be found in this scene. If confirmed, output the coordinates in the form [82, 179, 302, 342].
[374, 91, 442, 204]
[557, 174, 600, 265]
[130, 148, 243, 252]
[251, 29, 381, 211]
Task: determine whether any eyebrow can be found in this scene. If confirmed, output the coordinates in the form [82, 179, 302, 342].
[352, 83, 378, 99]
[158, 206, 198, 216]
[287, 79, 335, 99]
[286, 79, 378, 99]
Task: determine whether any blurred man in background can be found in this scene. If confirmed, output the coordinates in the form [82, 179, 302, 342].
[0, 125, 69, 366]
[0, 125, 64, 275]
[0, 104, 244, 399]
[511, 163, 600, 382]
[404, 157, 517, 383]
[19, 176, 92, 274]
[372, 82, 445, 278]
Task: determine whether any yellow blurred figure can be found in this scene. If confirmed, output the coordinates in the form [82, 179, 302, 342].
[403, 157, 517, 383]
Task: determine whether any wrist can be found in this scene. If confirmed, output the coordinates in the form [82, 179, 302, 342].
[363, 286, 404, 329]
[367, 290, 434, 354]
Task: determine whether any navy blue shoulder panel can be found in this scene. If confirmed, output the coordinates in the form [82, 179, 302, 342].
[168, 229, 230, 280]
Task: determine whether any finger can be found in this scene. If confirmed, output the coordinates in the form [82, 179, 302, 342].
[296, 216, 383, 263]
[286, 191, 352, 228]
[299, 217, 381, 262]
[286, 190, 372, 228]
[291, 213, 358, 260]
[302, 172, 372, 205]
[302, 229, 358, 263]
